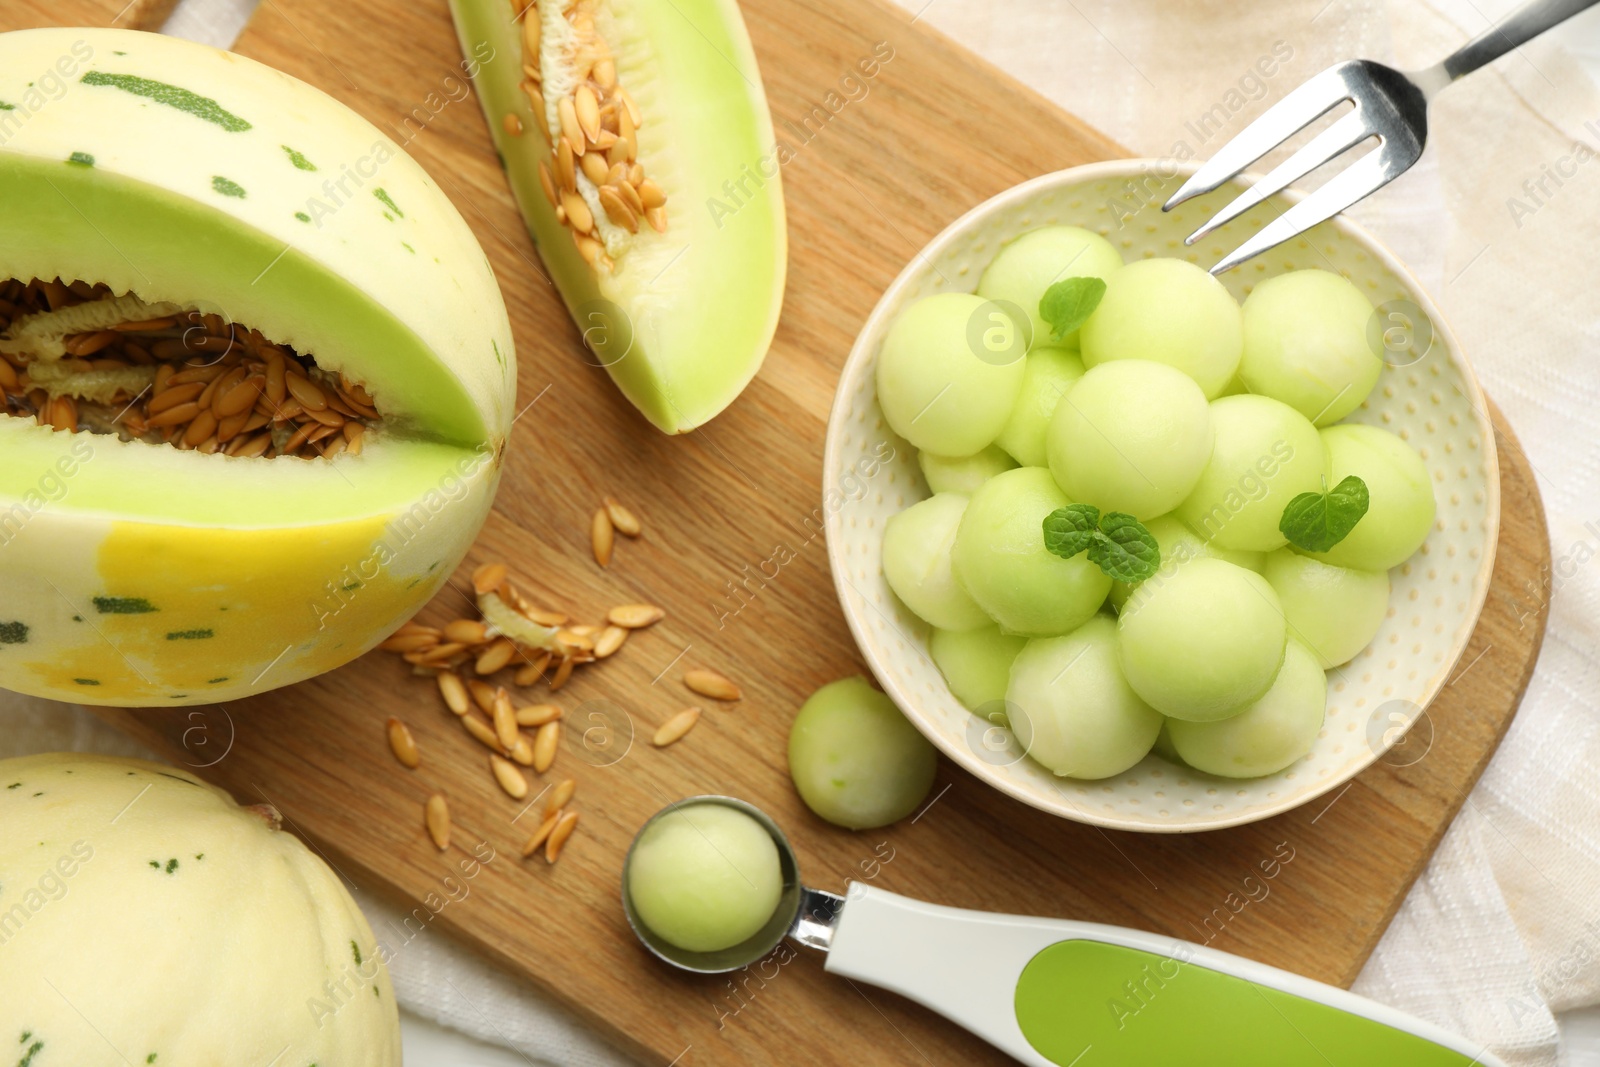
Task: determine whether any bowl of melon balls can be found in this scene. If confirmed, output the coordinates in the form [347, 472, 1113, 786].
[823, 160, 1499, 831]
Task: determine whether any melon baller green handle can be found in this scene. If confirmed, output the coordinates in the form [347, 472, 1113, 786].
[823, 884, 1502, 1067]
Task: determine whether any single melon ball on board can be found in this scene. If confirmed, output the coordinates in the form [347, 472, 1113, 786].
[976, 226, 1124, 350]
[953, 467, 1112, 637]
[628, 802, 784, 953]
[0, 754, 399, 1064]
[1108, 513, 1266, 611]
[787, 677, 938, 829]
[918, 445, 1017, 495]
[882, 493, 990, 631]
[1173, 394, 1328, 552]
[1263, 548, 1390, 668]
[1079, 258, 1243, 398]
[1007, 616, 1163, 779]
[1306, 424, 1436, 572]
[994, 346, 1086, 467]
[1240, 269, 1382, 426]
[930, 624, 1027, 715]
[1167, 639, 1327, 777]
[1046, 360, 1214, 519]
[1118, 557, 1287, 721]
[876, 292, 1026, 455]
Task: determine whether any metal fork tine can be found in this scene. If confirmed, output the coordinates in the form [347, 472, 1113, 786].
[1208, 148, 1401, 275]
[1161, 63, 1358, 211]
[1184, 111, 1375, 245]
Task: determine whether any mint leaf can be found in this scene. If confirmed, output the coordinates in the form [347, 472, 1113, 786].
[1280, 475, 1370, 553]
[1039, 277, 1107, 341]
[1089, 512, 1160, 582]
[1043, 504, 1101, 559]
[1043, 506, 1160, 582]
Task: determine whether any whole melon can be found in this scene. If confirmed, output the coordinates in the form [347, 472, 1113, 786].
[0, 753, 400, 1063]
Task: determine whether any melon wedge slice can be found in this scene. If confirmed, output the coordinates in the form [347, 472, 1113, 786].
[450, 0, 787, 432]
[0, 28, 517, 706]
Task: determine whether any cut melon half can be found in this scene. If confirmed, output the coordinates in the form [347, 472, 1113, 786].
[450, 0, 787, 432]
[0, 28, 518, 706]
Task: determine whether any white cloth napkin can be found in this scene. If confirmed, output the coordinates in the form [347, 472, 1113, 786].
[5, 0, 1599, 1064]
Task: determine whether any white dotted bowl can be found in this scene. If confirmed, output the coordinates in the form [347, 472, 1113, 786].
[822, 159, 1500, 832]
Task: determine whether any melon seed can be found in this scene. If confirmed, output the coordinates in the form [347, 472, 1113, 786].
[425, 794, 450, 850]
[387, 717, 421, 768]
[491, 753, 529, 799]
[685, 668, 741, 701]
[545, 809, 579, 863]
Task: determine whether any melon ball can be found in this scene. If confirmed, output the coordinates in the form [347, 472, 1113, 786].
[1173, 394, 1328, 552]
[1108, 513, 1266, 611]
[882, 493, 990, 631]
[628, 802, 784, 953]
[994, 346, 1086, 467]
[787, 677, 938, 829]
[1240, 269, 1381, 425]
[953, 467, 1112, 637]
[1166, 640, 1327, 777]
[1118, 557, 1287, 721]
[976, 225, 1124, 349]
[1046, 360, 1214, 519]
[1079, 258, 1243, 398]
[877, 292, 1026, 454]
[1007, 616, 1163, 779]
[919, 445, 1017, 495]
[1306, 424, 1436, 571]
[930, 625, 1027, 714]
[1263, 548, 1390, 668]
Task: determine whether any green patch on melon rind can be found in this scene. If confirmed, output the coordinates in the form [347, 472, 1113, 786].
[282, 145, 316, 171]
[449, 0, 785, 433]
[80, 71, 251, 132]
[165, 629, 213, 640]
[374, 188, 402, 218]
[0, 622, 26, 644]
[93, 596, 156, 614]
[211, 175, 246, 198]
[67, 152, 93, 167]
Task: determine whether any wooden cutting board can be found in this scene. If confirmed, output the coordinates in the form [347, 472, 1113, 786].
[8, 0, 1550, 1062]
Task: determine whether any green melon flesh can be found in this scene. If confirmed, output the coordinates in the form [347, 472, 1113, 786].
[0, 28, 515, 706]
[451, 0, 786, 433]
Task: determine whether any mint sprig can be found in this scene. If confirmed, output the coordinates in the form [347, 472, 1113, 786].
[1039, 277, 1107, 341]
[1043, 504, 1160, 582]
[1279, 475, 1369, 553]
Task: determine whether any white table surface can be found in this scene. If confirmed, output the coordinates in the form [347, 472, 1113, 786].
[130, 0, 1600, 1063]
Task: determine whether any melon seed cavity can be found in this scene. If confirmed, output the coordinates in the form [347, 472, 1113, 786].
[0, 277, 380, 459]
[516, 0, 669, 271]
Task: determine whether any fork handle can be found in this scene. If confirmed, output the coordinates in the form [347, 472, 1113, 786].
[1436, 0, 1600, 82]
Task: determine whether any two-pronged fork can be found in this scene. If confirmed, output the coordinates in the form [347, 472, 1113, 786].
[1166, 0, 1600, 274]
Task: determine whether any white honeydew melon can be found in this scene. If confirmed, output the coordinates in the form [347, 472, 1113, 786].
[451, 0, 787, 432]
[0, 753, 398, 1062]
[0, 29, 516, 705]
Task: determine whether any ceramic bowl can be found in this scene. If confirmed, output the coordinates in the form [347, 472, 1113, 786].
[822, 159, 1499, 832]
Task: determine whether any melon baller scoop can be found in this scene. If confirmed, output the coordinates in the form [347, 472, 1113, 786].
[624, 796, 1502, 1067]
